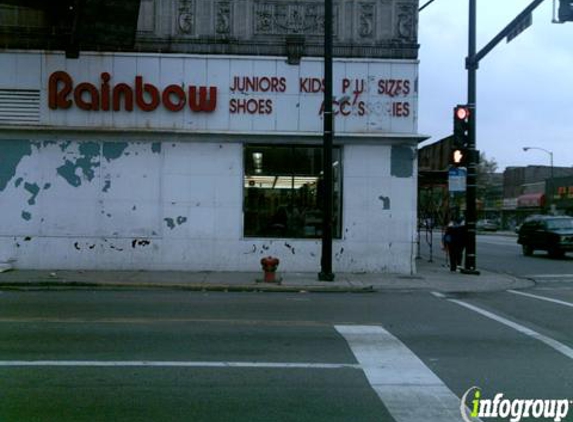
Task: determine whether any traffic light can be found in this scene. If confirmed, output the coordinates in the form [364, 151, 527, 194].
[559, 0, 573, 22]
[450, 148, 468, 167]
[453, 105, 470, 147]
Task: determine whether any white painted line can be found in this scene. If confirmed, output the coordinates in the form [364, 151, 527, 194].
[0, 263, 13, 273]
[431, 291, 446, 299]
[536, 287, 573, 291]
[508, 289, 573, 309]
[448, 299, 573, 360]
[477, 237, 519, 245]
[336, 325, 476, 422]
[0, 360, 361, 369]
[0, 317, 330, 327]
[523, 274, 573, 279]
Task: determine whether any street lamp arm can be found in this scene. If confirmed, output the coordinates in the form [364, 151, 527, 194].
[523, 146, 552, 156]
[523, 145, 555, 212]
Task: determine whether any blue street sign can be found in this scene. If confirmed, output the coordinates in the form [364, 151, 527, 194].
[448, 167, 467, 192]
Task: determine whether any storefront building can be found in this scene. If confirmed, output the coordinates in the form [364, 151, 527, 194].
[551, 176, 573, 215]
[0, 1, 424, 273]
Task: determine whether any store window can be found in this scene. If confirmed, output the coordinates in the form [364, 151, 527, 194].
[244, 145, 342, 238]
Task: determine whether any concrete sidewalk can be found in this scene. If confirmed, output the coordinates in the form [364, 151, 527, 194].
[0, 259, 533, 293]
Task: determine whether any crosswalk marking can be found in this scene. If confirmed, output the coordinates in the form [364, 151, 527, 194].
[508, 289, 573, 309]
[336, 325, 476, 422]
[445, 300, 573, 360]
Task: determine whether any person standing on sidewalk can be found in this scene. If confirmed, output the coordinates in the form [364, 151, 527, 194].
[443, 219, 466, 272]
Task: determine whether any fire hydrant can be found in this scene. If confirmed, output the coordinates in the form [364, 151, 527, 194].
[260, 256, 280, 283]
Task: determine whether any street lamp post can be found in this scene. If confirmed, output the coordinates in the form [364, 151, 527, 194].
[523, 146, 554, 212]
[319, 0, 335, 281]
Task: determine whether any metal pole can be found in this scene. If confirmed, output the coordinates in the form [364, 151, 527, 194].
[319, 0, 334, 281]
[464, 0, 479, 274]
[550, 151, 554, 213]
[461, 0, 548, 274]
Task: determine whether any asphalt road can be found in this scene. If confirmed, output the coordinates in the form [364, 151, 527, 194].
[1, 287, 572, 422]
[421, 232, 573, 284]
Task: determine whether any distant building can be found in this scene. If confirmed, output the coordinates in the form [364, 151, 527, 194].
[417, 137, 452, 228]
[549, 175, 573, 215]
[417, 136, 504, 226]
[502, 166, 573, 227]
[503, 166, 573, 199]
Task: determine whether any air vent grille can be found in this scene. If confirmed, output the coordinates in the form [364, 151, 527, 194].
[0, 89, 41, 125]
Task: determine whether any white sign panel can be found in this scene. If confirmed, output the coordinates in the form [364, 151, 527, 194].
[1, 52, 418, 136]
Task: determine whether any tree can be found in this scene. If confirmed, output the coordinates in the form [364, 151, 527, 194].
[476, 152, 501, 217]
[477, 152, 498, 188]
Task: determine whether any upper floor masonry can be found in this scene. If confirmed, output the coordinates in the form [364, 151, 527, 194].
[136, 0, 419, 59]
[0, 0, 419, 60]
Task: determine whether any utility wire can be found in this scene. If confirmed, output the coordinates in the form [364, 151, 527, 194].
[419, 0, 437, 12]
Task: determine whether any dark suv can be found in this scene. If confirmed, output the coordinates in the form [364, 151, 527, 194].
[517, 216, 573, 258]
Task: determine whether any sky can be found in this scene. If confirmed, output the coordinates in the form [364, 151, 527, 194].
[418, 0, 573, 171]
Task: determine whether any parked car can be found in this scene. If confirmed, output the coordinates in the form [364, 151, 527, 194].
[476, 219, 499, 231]
[517, 216, 573, 258]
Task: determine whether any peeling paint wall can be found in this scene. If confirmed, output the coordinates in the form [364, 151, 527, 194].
[340, 144, 417, 273]
[0, 140, 32, 191]
[391, 145, 415, 178]
[0, 139, 416, 273]
[0, 140, 238, 269]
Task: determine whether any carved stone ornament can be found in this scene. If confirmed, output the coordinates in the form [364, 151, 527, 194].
[216, 2, 231, 35]
[396, 3, 416, 41]
[178, 0, 195, 34]
[358, 3, 375, 38]
[254, 2, 335, 36]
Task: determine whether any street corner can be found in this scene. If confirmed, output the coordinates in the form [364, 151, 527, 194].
[421, 268, 535, 294]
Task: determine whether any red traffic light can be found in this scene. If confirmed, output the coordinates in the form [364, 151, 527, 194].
[455, 106, 470, 121]
[453, 105, 470, 148]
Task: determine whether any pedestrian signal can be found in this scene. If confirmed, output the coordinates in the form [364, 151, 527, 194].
[450, 148, 467, 167]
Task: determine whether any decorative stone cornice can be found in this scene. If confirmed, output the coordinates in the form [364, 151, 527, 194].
[0, 0, 419, 60]
[135, 0, 419, 59]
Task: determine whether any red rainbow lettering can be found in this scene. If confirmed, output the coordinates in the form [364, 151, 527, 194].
[48, 71, 217, 114]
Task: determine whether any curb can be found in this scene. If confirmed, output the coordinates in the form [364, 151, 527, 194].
[0, 281, 377, 293]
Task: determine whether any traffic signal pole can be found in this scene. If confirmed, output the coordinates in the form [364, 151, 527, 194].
[463, 0, 546, 274]
[464, 0, 478, 274]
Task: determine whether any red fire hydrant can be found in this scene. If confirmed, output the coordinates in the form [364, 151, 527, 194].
[260, 256, 280, 283]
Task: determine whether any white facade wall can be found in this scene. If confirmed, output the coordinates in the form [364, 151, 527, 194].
[0, 140, 416, 273]
[0, 51, 420, 273]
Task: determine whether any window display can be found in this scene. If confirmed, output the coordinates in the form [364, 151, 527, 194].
[243, 145, 342, 238]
